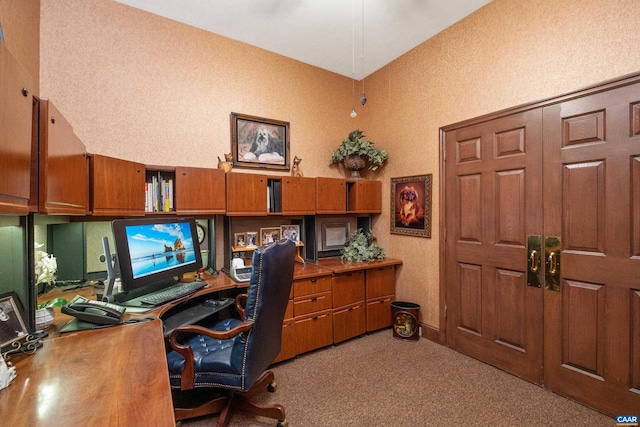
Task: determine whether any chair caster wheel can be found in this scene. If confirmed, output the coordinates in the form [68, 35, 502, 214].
[276, 419, 289, 427]
[267, 380, 277, 392]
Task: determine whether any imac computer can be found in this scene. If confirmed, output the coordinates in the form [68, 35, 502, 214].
[103, 217, 203, 306]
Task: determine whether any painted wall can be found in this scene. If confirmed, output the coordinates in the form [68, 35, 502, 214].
[359, 0, 640, 330]
[33, 0, 640, 332]
[0, 0, 39, 96]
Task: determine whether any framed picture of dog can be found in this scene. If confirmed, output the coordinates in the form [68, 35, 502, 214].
[390, 174, 432, 238]
[231, 112, 290, 171]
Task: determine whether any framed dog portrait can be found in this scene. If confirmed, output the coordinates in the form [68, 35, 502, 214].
[0, 292, 29, 350]
[231, 112, 290, 171]
[390, 174, 432, 238]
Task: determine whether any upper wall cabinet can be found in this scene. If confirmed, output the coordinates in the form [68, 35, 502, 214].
[175, 166, 225, 215]
[226, 172, 267, 216]
[90, 154, 145, 216]
[37, 99, 88, 215]
[281, 176, 316, 215]
[0, 43, 33, 215]
[316, 177, 346, 214]
[347, 180, 382, 214]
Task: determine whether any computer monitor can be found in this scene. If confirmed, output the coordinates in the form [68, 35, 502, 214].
[109, 217, 203, 303]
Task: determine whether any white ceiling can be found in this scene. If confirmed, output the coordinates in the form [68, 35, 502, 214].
[114, 0, 492, 80]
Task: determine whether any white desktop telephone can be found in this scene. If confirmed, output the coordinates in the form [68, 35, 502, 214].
[230, 258, 252, 282]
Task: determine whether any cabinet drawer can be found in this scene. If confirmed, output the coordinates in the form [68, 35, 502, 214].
[293, 291, 332, 317]
[272, 318, 296, 364]
[293, 276, 332, 297]
[365, 266, 395, 299]
[366, 296, 393, 332]
[332, 270, 365, 307]
[294, 309, 333, 355]
[284, 299, 294, 320]
[333, 302, 366, 344]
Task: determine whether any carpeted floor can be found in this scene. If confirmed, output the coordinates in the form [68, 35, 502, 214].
[181, 329, 613, 426]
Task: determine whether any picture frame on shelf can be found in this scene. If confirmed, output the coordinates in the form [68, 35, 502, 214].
[259, 227, 280, 245]
[280, 224, 300, 243]
[231, 112, 290, 171]
[0, 292, 29, 351]
[390, 174, 432, 238]
[234, 232, 247, 248]
[246, 231, 258, 247]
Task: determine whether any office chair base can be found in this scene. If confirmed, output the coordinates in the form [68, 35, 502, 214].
[172, 370, 287, 426]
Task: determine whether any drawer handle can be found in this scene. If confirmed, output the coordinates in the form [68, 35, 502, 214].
[311, 296, 317, 302]
[312, 315, 318, 320]
[310, 278, 317, 282]
[348, 307, 353, 311]
[379, 300, 385, 304]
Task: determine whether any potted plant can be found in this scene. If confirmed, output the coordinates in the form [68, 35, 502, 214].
[340, 228, 386, 262]
[36, 297, 67, 330]
[331, 129, 388, 179]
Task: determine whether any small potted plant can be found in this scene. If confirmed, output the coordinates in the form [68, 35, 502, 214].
[340, 228, 386, 262]
[331, 129, 388, 179]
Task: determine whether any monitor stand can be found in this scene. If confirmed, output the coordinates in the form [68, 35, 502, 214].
[100, 236, 121, 303]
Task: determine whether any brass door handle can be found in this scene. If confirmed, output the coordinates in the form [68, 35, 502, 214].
[529, 250, 540, 273]
[547, 252, 557, 276]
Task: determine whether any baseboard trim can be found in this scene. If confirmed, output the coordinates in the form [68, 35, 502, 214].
[420, 322, 445, 345]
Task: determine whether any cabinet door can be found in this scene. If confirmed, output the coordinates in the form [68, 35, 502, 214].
[316, 177, 346, 214]
[90, 154, 145, 216]
[365, 265, 395, 299]
[366, 296, 393, 332]
[333, 302, 366, 343]
[226, 173, 267, 215]
[348, 180, 381, 213]
[175, 166, 225, 214]
[332, 270, 365, 308]
[281, 176, 316, 215]
[38, 100, 88, 215]
[0, 43, 33, 214]
[294, 309, 333, 355]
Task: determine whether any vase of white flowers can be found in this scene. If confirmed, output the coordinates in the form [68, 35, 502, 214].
[34, 243, 57, 294]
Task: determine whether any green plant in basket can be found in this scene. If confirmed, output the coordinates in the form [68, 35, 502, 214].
[331, 129, 388, 171]
[340, 228, 386, 262]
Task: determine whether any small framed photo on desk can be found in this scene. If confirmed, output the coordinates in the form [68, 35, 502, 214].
[0, 292, 28, 350]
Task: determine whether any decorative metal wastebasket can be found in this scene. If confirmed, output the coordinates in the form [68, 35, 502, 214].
[391, 301, 420, 341]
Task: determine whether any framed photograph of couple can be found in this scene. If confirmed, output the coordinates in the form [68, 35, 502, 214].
[231, 112, 290, 171]
[390, 174, 432, 238]
[0, 292, 29, 350]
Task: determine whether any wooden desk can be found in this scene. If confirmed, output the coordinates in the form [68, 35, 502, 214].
[1, 320, 174, 426]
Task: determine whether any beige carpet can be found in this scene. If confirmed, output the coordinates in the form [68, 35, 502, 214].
[181, 329, 612, 426]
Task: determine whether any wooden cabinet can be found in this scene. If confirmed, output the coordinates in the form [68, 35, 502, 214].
[281, 176, 316, 215]
[292, 274, 333, 356]
[175, 166, 225, 214]
[37, 99, 88, 215]
[272, 292, 296, 364]
[365, 265, 396, 332]
[0, 42, 33, 215]
[90, 154, 145, 216]
[316, 177, 346, 214]
[331, 270, 366, 343]
[347, 179, 381, 213]
[226, 172, 267, 216]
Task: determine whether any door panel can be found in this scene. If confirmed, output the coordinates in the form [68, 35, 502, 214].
[543, 82, 640, 415]
[445, 109, 544, 384]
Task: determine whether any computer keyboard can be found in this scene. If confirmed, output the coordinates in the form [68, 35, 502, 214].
[140, 281, 206, 306]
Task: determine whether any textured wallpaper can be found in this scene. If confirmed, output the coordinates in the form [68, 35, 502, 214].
[37, 0, 640, 329]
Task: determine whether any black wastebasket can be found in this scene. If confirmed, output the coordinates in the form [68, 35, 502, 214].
[391, 301, 420, 341]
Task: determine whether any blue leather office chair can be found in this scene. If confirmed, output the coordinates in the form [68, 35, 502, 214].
[166, 239, 295, 427]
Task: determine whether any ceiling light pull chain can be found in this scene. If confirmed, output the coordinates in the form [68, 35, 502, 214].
[360, 0, 367, 106]
[350, 0, 357, 117]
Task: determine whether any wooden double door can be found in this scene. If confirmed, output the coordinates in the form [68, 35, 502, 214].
[443, 75, 640, 416]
